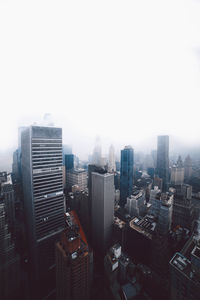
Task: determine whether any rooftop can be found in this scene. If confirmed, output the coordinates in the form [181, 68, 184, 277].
[129, 215, 156, 240]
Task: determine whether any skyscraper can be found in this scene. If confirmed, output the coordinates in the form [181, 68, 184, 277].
[65, 154, 74, 172]
[170, 155, 184, 186]
[56, 211, 91, 300]
[91, 172, 114, 255]
[21, 125, 65, 298]
[156, 135, 169, 192]
[120, 146, 134, 207]
[0, 191, 20, 299]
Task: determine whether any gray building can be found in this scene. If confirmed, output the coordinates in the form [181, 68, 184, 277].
[91, 172, 114, 255]
[171, 156, 185, 186]
[66, 168, 87, 191]
[156, 135, 169, 192]
[21, 125, 65, 297]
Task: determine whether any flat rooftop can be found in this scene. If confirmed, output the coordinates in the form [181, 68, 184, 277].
[129, 215, 156, 240]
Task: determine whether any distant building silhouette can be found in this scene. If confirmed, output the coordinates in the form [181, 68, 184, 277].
[156, 136, 169, 192]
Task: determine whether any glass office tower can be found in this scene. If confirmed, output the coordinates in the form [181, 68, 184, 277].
[120, 146, 134, 207]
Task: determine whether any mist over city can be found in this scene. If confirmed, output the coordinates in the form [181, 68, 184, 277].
[1, 1, 200, 300]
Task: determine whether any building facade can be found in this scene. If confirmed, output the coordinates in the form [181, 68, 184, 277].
[91, 172, 114, 255]
[56, 211, 92, 300]
[120, 146, 134, 207]
[21, 125, 65, 298]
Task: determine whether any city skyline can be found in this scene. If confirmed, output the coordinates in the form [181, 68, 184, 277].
[1, 0, 200, 155]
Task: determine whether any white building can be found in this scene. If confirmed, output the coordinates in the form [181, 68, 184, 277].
[125, 190, 145, 217]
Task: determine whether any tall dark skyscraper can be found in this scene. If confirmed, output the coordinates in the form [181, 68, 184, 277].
[21, 125, 65, 298]
[156, 135, 169, 192]
[120, 146, 134, 207]
[65, 154, 74, 172]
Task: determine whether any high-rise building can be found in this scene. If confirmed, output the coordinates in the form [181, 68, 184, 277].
[91, 172, 114, 255]
[21, 125, 65, 298]
[172, 184, 194, 230]
[108, 144, 116, 173]
[1, 174, 15, 230]
[170, 155, 185, 186]
[120, 146, 134, 207]
[65, 154, 74, 172]
[56, 211, 92, 300]
[156, 135, 169, 192]
[0, 198, 20, 299]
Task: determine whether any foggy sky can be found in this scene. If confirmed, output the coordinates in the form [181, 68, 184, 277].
[1, 0, 200, 166]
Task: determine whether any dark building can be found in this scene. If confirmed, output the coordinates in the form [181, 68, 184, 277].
[156, 135, 169, 192]
[125, 215, 155, 265]
[120, 146, 134, 207]
[66, 190, 90, 240]
[1, 174, 15, 230]
[0, 194, 20, 299]
[21, 125, 65, 298]
[170, 236, 200, 300]
[56, 211, 92, 300]
[87, 164, 107, 239]
[114, 171, 120, 190]
[147, 167, 155, 179]
[172, 184, 194, 231]
[65, 154, 74, 172]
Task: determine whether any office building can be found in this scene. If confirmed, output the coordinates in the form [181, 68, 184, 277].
[21, 125, 65, 297]
[125, 215, 156, 265]
[0, 198, 20, 299]
[91, 172, 114, 255]
[67, 189, 90, 239]
[171, 156, 185, 185]
[125, 189, 146, 217]
[172, 184, 194, 230]
[56, 211, 92, 300]
[156, 135, 169, 192]
[120, 146, 134, 207]
[66, 168, 87, 191]
[170, 235, 200, 300]
[65, 154, 74, 172]
[1, 174, 15, 230]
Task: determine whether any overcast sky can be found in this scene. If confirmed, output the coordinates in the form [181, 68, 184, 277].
[1, 0, 200, 161]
